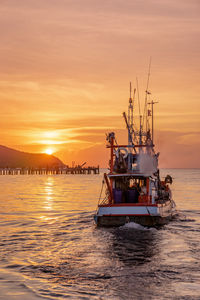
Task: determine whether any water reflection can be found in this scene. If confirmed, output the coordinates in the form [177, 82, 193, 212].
[43, 177, 54, 211]
[0, 170, 200, 299]
[109, 226, 159, 266]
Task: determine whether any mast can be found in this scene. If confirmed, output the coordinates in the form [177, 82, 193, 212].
[123, 112, 134, 146]
[139, 115, 142, 145]
[128, 82, 133, 146]
[127, 82, 136, 145]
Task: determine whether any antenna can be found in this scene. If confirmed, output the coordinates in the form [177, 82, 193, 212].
[133, 88, 136, 101]
[129, 81, 132, 100]
[136, 77, 141, 116]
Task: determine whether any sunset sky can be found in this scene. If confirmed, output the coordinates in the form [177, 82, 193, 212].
[0, 0, 200, 168]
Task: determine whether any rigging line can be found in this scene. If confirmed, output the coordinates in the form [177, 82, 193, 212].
[98, 179, 105, 204]
[114, 136, 119, 146]
[146, 205, 152, 216]
[142, 57, 152, 129]
[146, 56, 152, 93]
[136, 77, 141, 116]
[133, 122, 138, 132]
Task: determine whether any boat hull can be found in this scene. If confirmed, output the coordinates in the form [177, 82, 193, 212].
[94, 214, 172, 227]
[94, 200, 176, 227]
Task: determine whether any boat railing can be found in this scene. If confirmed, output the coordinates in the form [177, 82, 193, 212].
[98, 178, 110, 206]
[98, 194, 109, 206]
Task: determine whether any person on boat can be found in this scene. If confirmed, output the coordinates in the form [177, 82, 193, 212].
[141, 185, 147, 195]
[113, 151, 127, 173]
[127, 182, 139, 203]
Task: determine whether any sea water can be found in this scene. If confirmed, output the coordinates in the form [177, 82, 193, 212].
[0, 169, 200, 299]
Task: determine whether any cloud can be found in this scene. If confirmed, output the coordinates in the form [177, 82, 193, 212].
[0, 0, 199, 78]
[0, 0, 199, 167]
[155, 130, 200, 168]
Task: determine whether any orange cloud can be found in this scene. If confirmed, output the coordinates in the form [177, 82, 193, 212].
[0, 0, 199, 167]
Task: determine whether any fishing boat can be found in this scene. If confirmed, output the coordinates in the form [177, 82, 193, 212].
[94, 82, 176, 227]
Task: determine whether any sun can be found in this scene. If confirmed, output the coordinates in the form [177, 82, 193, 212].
[45, 148, 54, 155]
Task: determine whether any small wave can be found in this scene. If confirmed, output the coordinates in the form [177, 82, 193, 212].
[120, 222, 157, 231]
[179, 218, 196, 223]
[5, 264, 23, 269]
[175, 212, 195, 222]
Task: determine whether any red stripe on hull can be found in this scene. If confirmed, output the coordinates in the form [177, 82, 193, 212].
[102, 214, 150, 216]
[98, 203, 157, 207]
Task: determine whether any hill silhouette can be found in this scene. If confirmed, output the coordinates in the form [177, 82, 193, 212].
[0, 145, 65, 168]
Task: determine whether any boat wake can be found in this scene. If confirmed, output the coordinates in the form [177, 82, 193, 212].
[120, 221, 157, 231]
[175, 212, 195, 223]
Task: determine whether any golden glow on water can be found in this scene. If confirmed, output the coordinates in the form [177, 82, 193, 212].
[43, 177, 54, 210]
[0, 170, 200, 299]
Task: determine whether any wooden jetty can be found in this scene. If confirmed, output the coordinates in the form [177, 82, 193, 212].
[0, 166, 100, 175]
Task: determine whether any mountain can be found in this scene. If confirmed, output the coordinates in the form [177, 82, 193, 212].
[0, 145, 65, 168]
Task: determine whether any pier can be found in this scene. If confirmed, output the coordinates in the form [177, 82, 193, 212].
[0, 166, 100, 175]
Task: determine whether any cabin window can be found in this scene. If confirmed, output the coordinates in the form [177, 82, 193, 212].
[112, 176, 149, 204]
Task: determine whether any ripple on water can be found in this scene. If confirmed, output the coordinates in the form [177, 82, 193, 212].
[0, 172, 200, 299]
